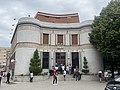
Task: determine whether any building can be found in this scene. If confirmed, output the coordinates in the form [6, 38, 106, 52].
[11, 12, 103, 75]
[0, 47, 11, 71]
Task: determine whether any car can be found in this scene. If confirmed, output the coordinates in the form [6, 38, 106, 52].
[105, 76, 120, 90]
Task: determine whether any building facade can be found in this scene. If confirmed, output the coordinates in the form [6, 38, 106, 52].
[0, 47, 10, 71]
[11, 12, 103, 75]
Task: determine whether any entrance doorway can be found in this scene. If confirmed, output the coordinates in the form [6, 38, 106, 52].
[72, 52, 79, 69]
[56, 52, 66, 66]
[43, 52, 49, 69]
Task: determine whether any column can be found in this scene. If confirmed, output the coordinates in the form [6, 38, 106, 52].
[67, 51, 71, 65]
[40, 33, 43, 44]
[66, 34, 70, 45]
[65, 52, 67, 65]
[79, 52, 82, 71]
[39, 52, 43, 68]
[51, 33, 55, 45]
[50, 51, 55, 69]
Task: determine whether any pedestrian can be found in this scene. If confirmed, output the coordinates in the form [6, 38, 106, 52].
[98, 70, 103, 82]
[62, 65, 65, 74]
[75, 66, 80, 81]
[63, 70, 66, 81]
[6, 71, 11, 84]
[0, 71, 2, 86]
[53, 67, 57, 85]
[104, 70, 108, 82]
[29, 71, 33, 82]
[79, 70, 82, 80]
[66, 65, 69, 74]
[69, 64, 72, 75]
[48, 71, 50, 79]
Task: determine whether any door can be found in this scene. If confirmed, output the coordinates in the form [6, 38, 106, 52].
[56, 52, 66, 66]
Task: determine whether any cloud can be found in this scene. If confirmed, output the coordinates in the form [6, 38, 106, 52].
[0, 0, 111, 47]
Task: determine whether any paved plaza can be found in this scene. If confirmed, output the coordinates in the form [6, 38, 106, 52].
[0, 77, 106, 90]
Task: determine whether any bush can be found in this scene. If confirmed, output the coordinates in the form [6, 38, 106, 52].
[82, 56, 89, 74]
[29, 49, 42, 75]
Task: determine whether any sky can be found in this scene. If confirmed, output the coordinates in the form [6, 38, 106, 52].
[0, 0, 111, 47]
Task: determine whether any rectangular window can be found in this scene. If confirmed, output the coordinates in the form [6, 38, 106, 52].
[57, 35, 63, 44]
[43, 34, 49, 44]
[43, 52, 49, 69]
[72, 34, 78, 45]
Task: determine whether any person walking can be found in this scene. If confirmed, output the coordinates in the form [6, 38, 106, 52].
[75, 66, 80, 81]
[104, 70, 108, 82]
[6, 71, 11, 84]
[53, 67, 57, 85]
[66, 65, 69, 74]
[29, 71, 33, 82]
[62, 65, 65, 74]
[0, 71, 2, 86]
[63, 70, 66, 81]
[98, 70, 103, 82]
[69, 64, 72, 75]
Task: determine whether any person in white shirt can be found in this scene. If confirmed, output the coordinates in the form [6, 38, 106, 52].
[62, 65, 65, 74]
[66, 65, 69, 74]
[98, 70, 103, 82]
[104, 70, 108, 82]
[63, 70, 66, 81]
[29, 72, 33, 82]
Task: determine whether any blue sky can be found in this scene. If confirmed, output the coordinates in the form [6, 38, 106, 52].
[0, 0, 111, 47]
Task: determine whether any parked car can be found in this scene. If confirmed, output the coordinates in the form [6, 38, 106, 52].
[105, 76, 120, 90]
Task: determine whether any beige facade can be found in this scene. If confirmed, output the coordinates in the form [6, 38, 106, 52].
[11, 12, 103, 75]
[0, 47, 10, 70]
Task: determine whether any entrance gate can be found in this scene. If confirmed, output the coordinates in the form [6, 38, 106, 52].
[56, 52, 66, 66]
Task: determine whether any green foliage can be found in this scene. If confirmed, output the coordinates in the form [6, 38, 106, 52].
[29, 49, 42, 75]
[89, 0, 120, 68]
[82, 56, 89, 74]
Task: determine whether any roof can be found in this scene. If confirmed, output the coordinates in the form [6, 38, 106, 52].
[18, 17, 93, 29]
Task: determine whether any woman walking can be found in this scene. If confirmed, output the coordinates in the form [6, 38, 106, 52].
[53, 67, 58, 85]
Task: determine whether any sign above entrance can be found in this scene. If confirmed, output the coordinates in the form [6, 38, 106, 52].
[57, 45, 64, 49]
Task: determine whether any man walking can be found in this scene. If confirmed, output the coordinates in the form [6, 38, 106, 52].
[29, 71, 33, 82]
[63, 70, 66, 81]
[6, 71, 11, 84]
[98, 70, 103, 82]
[0, 71, 2, 86]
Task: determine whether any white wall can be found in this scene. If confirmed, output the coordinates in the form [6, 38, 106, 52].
[17, 30, 40, 44]
[14, 48, 36, 75]
[80, 32, 90, 45]
[82, 48, 103, 74]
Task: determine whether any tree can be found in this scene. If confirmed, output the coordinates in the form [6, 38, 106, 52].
[29, 49, 42, 75]
[89, 0, 120, 78]
[82, 56, 89, 74]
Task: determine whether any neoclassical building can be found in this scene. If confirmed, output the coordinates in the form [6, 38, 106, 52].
[11, 12, 103, 75]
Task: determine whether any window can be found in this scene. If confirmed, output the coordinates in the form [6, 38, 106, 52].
[57, 35, 63, 45]
[42, 52, 49, 69]
[72, 34, 78, 45]
[43, 34, 49, 44]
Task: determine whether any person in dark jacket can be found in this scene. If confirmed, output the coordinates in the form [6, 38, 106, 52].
[6, 71, 11, 84]
[0, 71, 2, 86]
